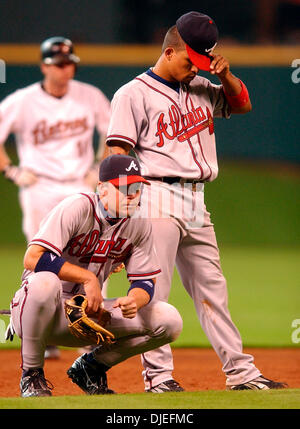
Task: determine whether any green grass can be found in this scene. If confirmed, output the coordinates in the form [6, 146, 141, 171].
[205, 161, 300, 246]
[0, 389, 299, 409]
[1, 243, 299, 348]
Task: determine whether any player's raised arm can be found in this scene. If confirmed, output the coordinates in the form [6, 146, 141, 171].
[209, 54, 252, 114]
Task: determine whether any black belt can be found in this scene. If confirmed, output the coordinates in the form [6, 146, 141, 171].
[144, 176, 204, 185]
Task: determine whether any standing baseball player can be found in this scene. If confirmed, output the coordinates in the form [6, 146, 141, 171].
[106, 12, 288, 391]
[0, 36, 111, 241]
[0, 37, 111, 358]
[6, 154, 182, 397]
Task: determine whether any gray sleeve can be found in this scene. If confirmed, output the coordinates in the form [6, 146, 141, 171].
[29, 194, 91, 255]
[106, 91, 145, 148]
[206, 81, 231, 119]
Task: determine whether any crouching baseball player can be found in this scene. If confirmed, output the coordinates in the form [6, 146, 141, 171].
[7, 155, 183, 397]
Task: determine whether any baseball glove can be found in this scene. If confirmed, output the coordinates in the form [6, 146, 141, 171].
[64, 294, 115, 345]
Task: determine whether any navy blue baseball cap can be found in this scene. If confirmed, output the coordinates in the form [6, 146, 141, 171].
[176, 11, 218, 71]
[99, 155, 150, 186]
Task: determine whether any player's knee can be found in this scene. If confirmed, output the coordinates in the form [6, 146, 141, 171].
[27, 272, 62, 305]
[154, 301, 183, 342]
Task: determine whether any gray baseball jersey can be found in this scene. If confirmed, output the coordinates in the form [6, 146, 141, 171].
[22, 192, 161, 292]
[107, 71, 230, 181]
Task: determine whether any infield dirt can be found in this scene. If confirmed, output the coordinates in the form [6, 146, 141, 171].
[0, 348, 299, 396]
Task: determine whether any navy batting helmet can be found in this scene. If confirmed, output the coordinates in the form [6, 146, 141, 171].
[40, 37, 80, 65]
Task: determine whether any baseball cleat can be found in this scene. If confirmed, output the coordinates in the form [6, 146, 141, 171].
[67, 353, 115, 395]
[20, 368, 53, 397]
[146, 379, 184, 393]
[44, 345, 60, 359]
[226, 375, 288, 391]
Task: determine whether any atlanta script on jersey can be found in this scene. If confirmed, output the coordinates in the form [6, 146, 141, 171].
[107, 72, 230, 182]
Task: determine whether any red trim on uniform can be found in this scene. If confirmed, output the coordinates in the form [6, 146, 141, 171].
[224, 79, 249, 108]
[186, 94, 213, 181]
[177, 120, 210, 141]
[186, 140, 204, 179]
[135, 77, 179, 104]
[79, 193, 103, 230]
[30, 239, 62, 255]
[135, 76, 204, 176]
[95, 218, 128, 278]
[127, 269, 161, 278]
[107, 134, 136, 147]
[182, 92, 205, 179]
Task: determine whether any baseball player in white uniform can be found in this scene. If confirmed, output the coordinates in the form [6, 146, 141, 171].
[0, 36, 111, 242]
[7, 154, 182, 397]
[0, 37, 111, 358]
[106, 12, 287, 391]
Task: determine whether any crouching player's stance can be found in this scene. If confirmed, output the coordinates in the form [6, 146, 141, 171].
[7, 155, 182, 397]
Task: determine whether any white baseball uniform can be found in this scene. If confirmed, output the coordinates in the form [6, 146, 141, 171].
[106, 69, 262, 388]
[10, 192, 182, 369]
[0, 79, 111, 241]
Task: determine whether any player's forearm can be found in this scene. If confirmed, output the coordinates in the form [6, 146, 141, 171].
[217, 71, 242, 95]
[128, 287, 151, 310]
[0, 145, 12, 171]
[218, 71, 252, 114]
[24, 244, 97, 285]
[108, 142, 131, 156]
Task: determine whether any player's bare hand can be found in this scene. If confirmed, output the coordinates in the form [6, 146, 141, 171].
[209, 54, 230, 78]
[4, 165, 38, 187]
[83, 274, 103, 314]
[113, 296, 137, 319]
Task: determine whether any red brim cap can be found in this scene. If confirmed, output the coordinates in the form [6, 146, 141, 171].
[109, 175, 150, 186]
[186, 44, 212, 71]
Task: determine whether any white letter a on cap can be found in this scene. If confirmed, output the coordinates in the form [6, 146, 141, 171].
[125, 161, 138, 171]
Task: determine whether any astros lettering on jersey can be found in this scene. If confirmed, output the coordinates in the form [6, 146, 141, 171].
[0, 80, 110, 181]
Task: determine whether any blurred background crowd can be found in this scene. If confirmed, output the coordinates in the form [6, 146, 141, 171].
[0, 0, 299, 45]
